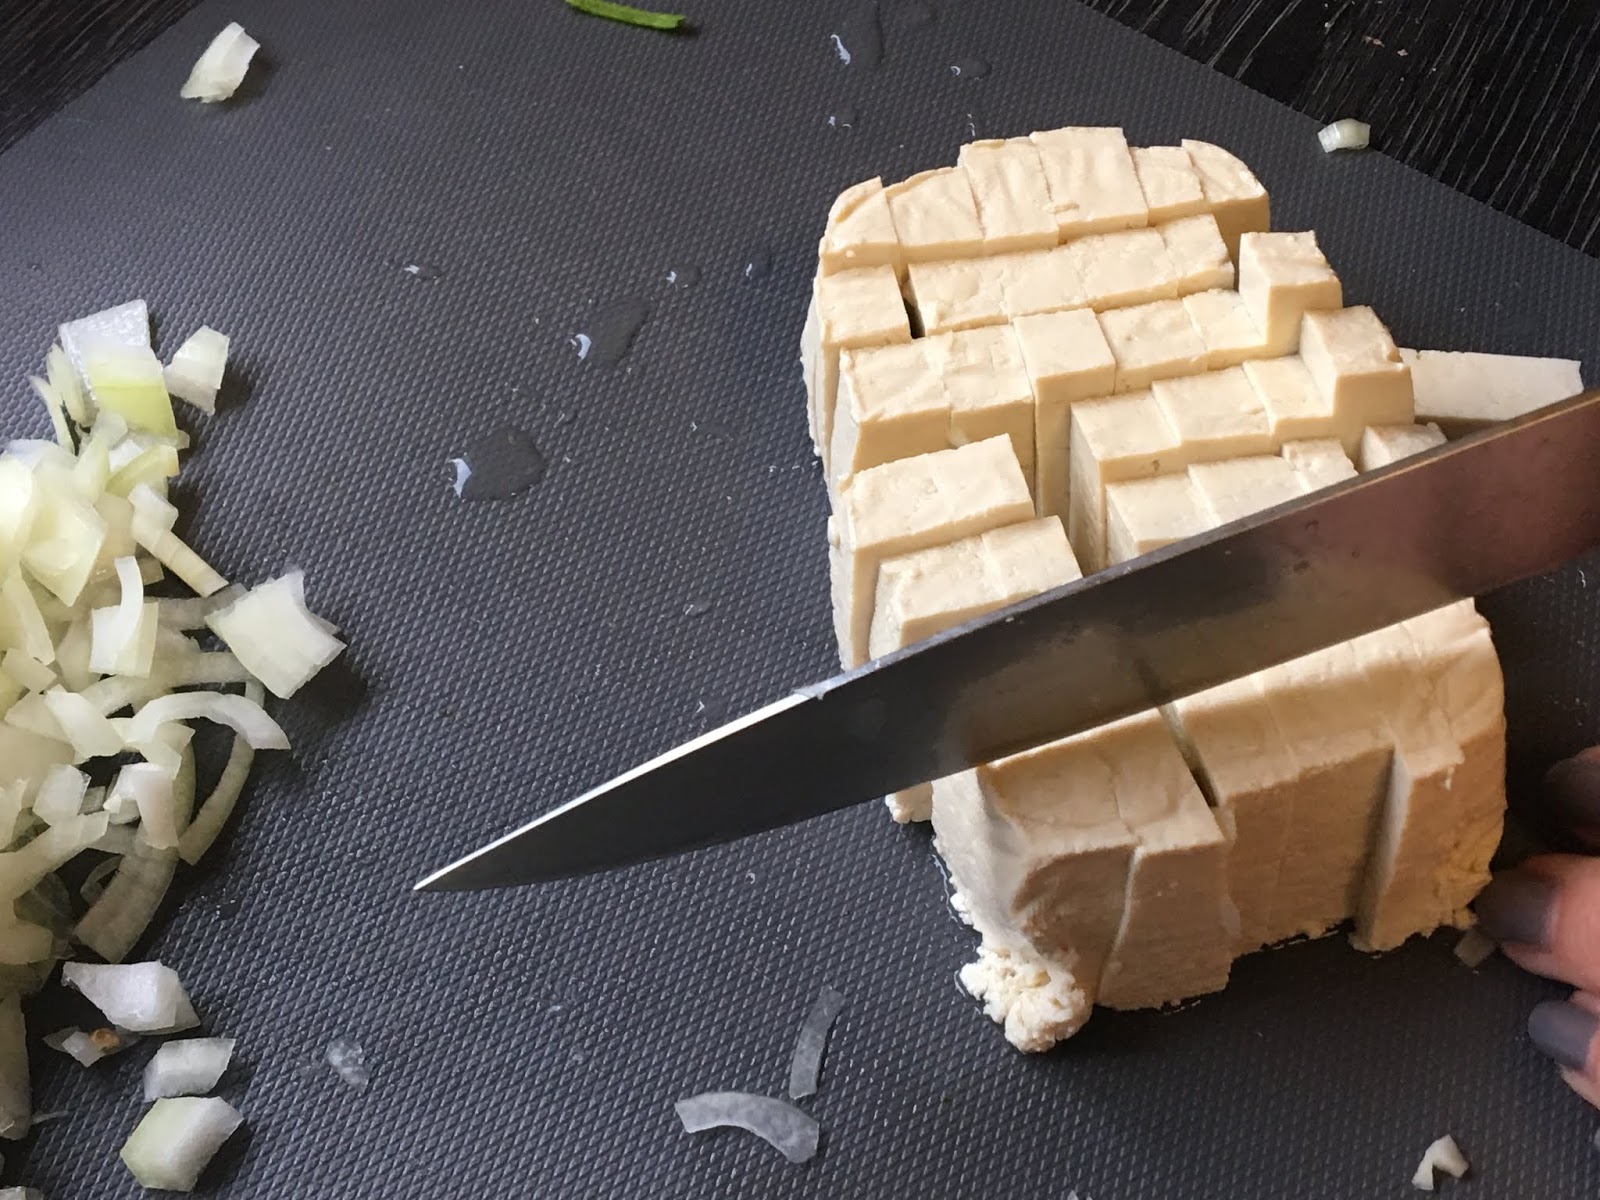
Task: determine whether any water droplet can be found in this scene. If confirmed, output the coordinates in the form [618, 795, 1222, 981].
[899, 1, 935, 26]
[827, 105, 859, 130]
[571, 298, 649, 366]
[950, 57, 990, 78]
[449, 427, 547, 501]
[830, 4, 883, 68]
[403, 262, 442, 280]
[665, 265, 702, 289]
[683, 601, 711, 617]
[742, 249, 774, 281]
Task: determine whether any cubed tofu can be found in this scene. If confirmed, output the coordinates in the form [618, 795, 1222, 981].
[958, 138, 1059, 255]
[1400, 349, 1585, 436]
[1238, 232, 1343, 356]
[907, 249, 1088, 336]
[1067, 391, 1186, 572]
[818, 177, 904, 276]
[1182, 288, 1270, 369]
[1131, 145, 1208, 222]
[886, 167, 987, 263]
[1299, 307, 1414, 453]
[1104, 472, 1208, 564]
[1158, 214, 1235, 294]
[829, 437, 1034, 667]
[1181, 139, 1271, 261]
[1188, 455, 1303, 524]
[1358, 422, 1446, 471]
[1098, 300, 1209, 393]
[1031, 126, 1149, 238]
[1243, 356, 1335, 442]
[1014, 309, 1118, 522]
[1064, 228, 1179, 310]
[801, 266, 913, 466]
[1151, 367, 1273, 464]
[1281, 437, 1357, 492]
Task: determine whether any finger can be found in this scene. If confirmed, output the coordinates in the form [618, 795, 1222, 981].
[1541, 749, 1600, 851]
[1474, 856, 1600, 992]
[1528, 994, 1600, 1110]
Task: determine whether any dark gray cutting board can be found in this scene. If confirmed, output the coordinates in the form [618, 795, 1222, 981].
[4, 0, 1600, 1195]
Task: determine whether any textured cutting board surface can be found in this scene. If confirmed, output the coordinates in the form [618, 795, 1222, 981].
[3, 0, 1600, 1195]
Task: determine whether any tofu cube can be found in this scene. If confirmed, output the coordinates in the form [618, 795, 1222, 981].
[1064, 228, 1179, 310]
[1358, 422, 1446, 471]
[1188, 455, 1303, 525]
[1299, 307, 1414, 453]
[1243, 356, 1335, 442]
[1013, 309, 1118, 522]
[1182, 288, 1270, 369]
[801, 266, 913, 466]
[1067, 391, 1186, 572]
[959, 138, 1059, 255]
[1151, 367, 1273, 464]
[886, 167, 987, 263]
[1158, 214, 1235, 294]
[1098, 300, 1209, 393]
[1281, 437, 1357, 492]
[1131, 145, 1208, 222]
[907, 248, 1087, 336]
[1181, 139, 1271, 261]
[818, 177, 903, 276]
[1031, 126, 1149, 238]
[1238, 231, 1343, 356]
[1104, 472, 1208, 564]
[1400, 349, 1585, 436]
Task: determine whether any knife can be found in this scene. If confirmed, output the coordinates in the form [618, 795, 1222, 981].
[418, 388, 1600, 893]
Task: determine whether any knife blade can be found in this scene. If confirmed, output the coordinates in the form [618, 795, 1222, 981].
[417, 388, 1600, 893]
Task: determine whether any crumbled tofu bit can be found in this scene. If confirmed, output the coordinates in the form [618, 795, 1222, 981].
[1013, 309, 1117, 521]
[1030, 126, 1149, 238]
[1243, 356, 1335, 442]
[1453, 926, 1495, 967]
[958, 138, 1058, 255]
[1281, 437, 1357, 492]
[1182, 288, 1270, 368]
[1158, 213, 1235, 294]
[1131, 145, 1208, 222]
[819, 177, 904, 276]
[802, 266, 913, 467]
[1151, 367, 1273, 464]
[907, 249, 1088, 336]
[1181, 139, 1271, 261]
[1400, 348, 1586, 435]
[1067, 390, 1185, 573]
[1357, 422, 1446, 471]
[1299, 306, 1413, 453]
[1104, 472, 1208, 564]
[1188, 455, 1302, 525]
[830, 437, 1034, 667]
[958, 942, 1095, 1053]
[1237, 231, 1343, 356]
[885, 167, 986, 263]
[1098, 299, 1209, 393]
[1064, 228, 1180, 310]
[1412, 1135, 1469, 1191]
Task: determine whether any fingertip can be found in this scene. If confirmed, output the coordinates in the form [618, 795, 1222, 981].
[1528, 999, 1598, 1073]
[1543, 755, 1600, 849]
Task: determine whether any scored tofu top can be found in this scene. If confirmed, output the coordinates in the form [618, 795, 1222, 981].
[1243, 356, 1332, 438]
[815, 265, 913, 347]
[958, 138, 1058, 255]
[838, 436, 1034, 551]
[886, 167, 986, 262]
[1181, 139, 1268, 206]
[1349, 626, 1461, 762]
[1152, 367, 1272, 458]
[1183, 289, 1268, 368]
[1065, 228, 1178, 310]
[981, 721, 1131, 843]
[1013, 308, 1117, 397]
[1099, 299, 1209, 391]
[1358, 422, 1446, 470]
[1159, 214, 1235, 294]
[1300, 305, 1408, 382]
[819, 177, 902, 275]
[907, 248, 1090, 335]
[1096, 710, 1225, 848]
[1031, 126, 1149, 238]
[1071, 390, 1183, 472]
[1104, 472, 1208, 562]
[1131, 146, 1208, 223]
[1188, 455, 1302, 524]
[1260, 640, 1391, 769]
[1281, 437, 1358, 491]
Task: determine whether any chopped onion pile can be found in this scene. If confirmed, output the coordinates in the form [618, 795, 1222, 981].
[180, 23, 260, 104]
[120, 1096, 242, 1192]
[1412, 1134, 1469, 1190]
[1318, 118, 1371, 153]
[674, 1092, 821, 1164]
[144, 1037, 235, 1100]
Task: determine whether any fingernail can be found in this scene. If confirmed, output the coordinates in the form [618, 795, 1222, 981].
[1528, 1000, 1599, 1072]
[1545, 757, 1600, 833]
[1474, 871, 1556, 946]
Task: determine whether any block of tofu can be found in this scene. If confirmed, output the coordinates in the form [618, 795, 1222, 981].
[1400, 349, 1586, 435]
[1259, 641, 1395, 944]
[829, 437, 1034, 667]
[1244, 356, 1335, 442]
[1358, 422, 1446, 471]
[1151, 367, 1274, 465]
[1099, 300, 1209, 393]
[1031, 126, 1149, 238]
[1064, 228, 1179, 310]
[1281, 437, 1357, 492]
[1014, 309, 1118, 522]
[1182, 139, 1271, 261]
[958, 138, 1058, 255]
[1158, 214, 1235, 294]
[1164, 674, 1300, 954]
[1104, 472, 1208, 564]
[818, 177, 903, 276]
[1067, 391, 1186, 572]
[1131, 145, 1208, 222]
[885, 167, 987, 263]
[1096, 711, 1234, 1009]
[801, 266, 913, 466]
[1188, 455, 1303, 524]
[907, 249, 1087, 336]
[1299, 307, 1414, 453]
[1183, 289, 1270, 368]
[1238, 232, 1343, 356]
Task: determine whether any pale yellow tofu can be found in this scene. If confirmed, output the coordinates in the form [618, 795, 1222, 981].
[1097, 711, 1233, 1009]
[1067, 391, 1186, 572]
[1188, 455, 1303, 524]
[1281, 437, 1357, 492]
[1131, 145, 1208, 222]
[1158, 214, 1235, 294]
[938, 327, 1038, 484]
[958, 138, 1058, 255]
[1400, 349, 1585, 436]
[818, 177, 903, 276]
[1031, 126, 1149, 238]
[1013, 309, 1118, 522]
[1243, 356, 1335, 442]
[907, 249, 1087, 336]
[1064, 228, 1179, 310]
[1182, 289, 1270, 369]
[885, 167, 987, 263]
[1104, 472, 1208, 564]
[1098, 300, 1209, 393]
[801, 266, 913, 466]
[1237, 232, 1342, 356]
[829, 437, 1034, 667]
[1181, 139, 1271, 261]
[1357, 422, 1446, 471]
[1299, 307, 1414, 453]
[1151, 367, 1273, 464]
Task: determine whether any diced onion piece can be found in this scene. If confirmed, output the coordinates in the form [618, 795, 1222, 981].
[178, 685, 259, 864]
[62, 961, 199, 1033]
[71, 411, 128, 498]
[1, 570, 58, 662]
[787, 985, 845, 1099]
[1319, 118, 1371, 153]
[89, 556, 156, 677]
[674, 1092, 820, 1163]
[44, 1025, 138, 1067]
[120, 1096, 243, 1192]
[0, 459, 38, 570]
[32, 765, 89, 826]
[0, 917, 53, 966]
[0, 814, 109, 902]
[106, 444, 180, 498]
[27, 375, 73, 449]
[0, 995, 29, 1141]
[76, 763, 190, 963]
[0, 1186, 46, 1199]
[181, 23, 260, 103]
[206, 573, 344, 699]
[59, 301, 151, 384]
[47, 342, 93, 426]
[0, 650, 54, 694]
[1412, 1134, 1469, 1190]
[19, 486, 106, 606]
[324, 1038, 370, 1089]
[128, 690, 287, 751]
[144, 1038, 235, 1100]
[164, 328, 230, 414]
[1453, 927, 1495, 968]
[120, 764, 180, 849]
[42, 687, 125, 760]
[128, 486, 227, 597]
[84, 350, 177, 437]
[156, 585, 243, 630]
